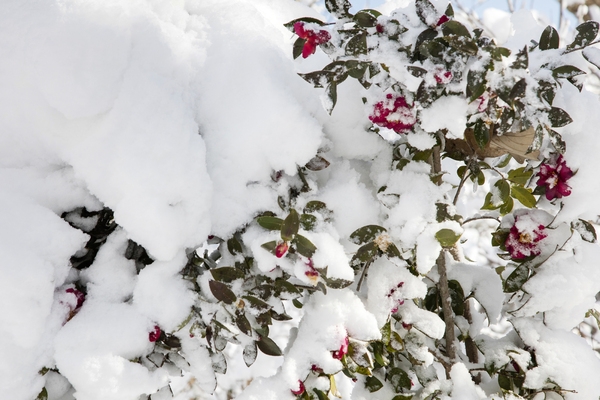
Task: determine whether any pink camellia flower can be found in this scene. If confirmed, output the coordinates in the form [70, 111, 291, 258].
[275, 241, 289, 258]
[369, 94, 416, 134]
[332, 336, 349, 360]
[291, 380, 305, 396]
[536, 155, 573, 201]
[66, 287, 85, 310]
[304, 258, 319, 284]
[149, 325, 161, 342]
[293, 22, 331, 59]
[387, 282, 405, 313]
[434, 69, 452, 84]
[505, 217, 547, 259]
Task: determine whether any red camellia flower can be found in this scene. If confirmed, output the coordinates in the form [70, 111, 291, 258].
[369, 94, 416, 134]
[275, 241, 289, 258]
[332, 336, 349, 360]
[293, 22, 331, 59]
[434, 69, 452, 84]
[149, 325, 161, 342]
[66, 287, 85, 310]
[536, 155, 573, 201]
[505, 217, 547, 259]
[291, 380, 305, 396]
[436, 15, 450, 26]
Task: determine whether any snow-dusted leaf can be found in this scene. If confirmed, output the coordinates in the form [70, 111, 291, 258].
[365, 376, 383, 392]
[415, 0, 437, 25]
[354, 9, 381, 28]
[293, 234, 317, 258]
[349, 225, 387, 245]
[504, 263, 530, 292]
[539, 25, 559, 50]
[387, 367, 412, 391]
[567, 20, 599, 50]
[257, 216, 283, 231]
[243, 342, 258, 367]
[435, 229, 461, 248]
[211, 351, 227, 374]
[325, 0, 351, 17]
[548, 107, 572, 127]
[572, 219, 597, 243]
[281, 209, 299, 241]
[305, 155, 331, 171]
[210, 267, 244, 283]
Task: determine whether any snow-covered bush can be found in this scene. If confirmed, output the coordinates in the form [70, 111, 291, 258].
[4, 0, 600, 399]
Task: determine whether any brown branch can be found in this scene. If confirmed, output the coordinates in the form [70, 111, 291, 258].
[437, 251, 457, 368]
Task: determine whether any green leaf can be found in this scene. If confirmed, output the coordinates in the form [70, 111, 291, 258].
[324, 82, 338, 115]
[36, 388, 48, 400]
[415, 0, 437, 25]
[481, 192, 498, 211]
[539, 25, 559, 50]
[365, 376, 384, 392]
[210, 267, 245, 283]
[496, 108, 515, 136]
[350, 242, 379, 269]
[537, 80, 556, 105]
[349, 225, 387, 245]
[467, 69, 486, 103]
[257, 216, 283, 231]
[323, 276, 354, 289]
[509, 78, 527, 101]
[387, 367, 412, 392]
[491, 229, 510, 248]
[548, 129, 567, 153]
[435, 228, 461, 248]
[510, 185, 536, 208]
[448, 279, 465, 316]
[243, 295, 270, 310]
[504, 263, 530, 292]
[354, 9, 381, 28]
[313, 389, 329, 400]
[499, 196, 514, 215]
[442, 20, 471, 38]
[444, 36, 478, 56]
[392, 396, 414, 400]
[491, 46, 511, 61]
[511, 46, 528, 69]
[281, 209, 300, 241]
[498, 373, 512, 390]
[567, 20, 599, 50]
[236, 313, 252, 335]
[243, 342, 258, 367]
[304, 201, 327, 213]
[227, 237, 243, 255]
[407, 66, 427, 77]
[325, 0, 351, 17]
[552, 65, 585, 80]
[209, 280, 237, 304]
[300, 213, 317, 231]
[298, 70, 334, 88]
[473, 119, 491, 149]
[256, 336, 283, 356]
[293, 37, 306, 60]
[495, 179, 511, 203]
[274, 278, 301, 296]
[293, 234, 317, 258]
[346, 31, 368, 56]
[572, 219, 598, 243]
[548, 107, 573, 127]
[507, 167, 533, 185]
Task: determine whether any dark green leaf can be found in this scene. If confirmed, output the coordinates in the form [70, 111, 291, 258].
[261, 241, 278, 255]
[572, 219, 597, 243]
[419, 38, 446, 60]
[392, 396, 414, 400]
[498, 373, 512, 390]
[350, 241, 379, 269]
[236, 313, 252, 335]
[354, 9, 381, 28]
[243, 342, 258, 367]
[256, 336, 283, 356]
[365, 376, 384, 392]
[36, 388, 48, 400]
[293, 234, 317, 258]
[313, 389, 329, 400]
[271, 310, 293, 321]
[349, 225, 387, 245]
[548, 129, 566, 153]
[304, 200, 327, 213]
[407, 66, 427, 77]
[509, 78, 527, 100]
[444, 36, 478, 55]
[257, 216, 283, 231]
[209, 280, 236, 304]
[416, 80, 440, 106]
[495, 179, 511, 202]
[548, 107, 572, 127]
[442, 20, 471, 38]
[323, 276, 354, 289]
[511, 46, 528, 69]
[567, 20, 599, 50]
[210, 267, 245, 283]
[491, 229, 510, 248]
[425, 286, 439, 312]
[227, 237, 243, 255]
[292, 299, 303, 308]
[388, 367, 412, 392]
[324, 82, 338, 115]
[473, 119, 491, 149]
[293, 37, 306, 60]
[448, 279, 465, 316]
[504, 263, 530, 292]
[300, 214, 317, 231]
[537, 80, 556, 105]
[415, 0, 438, 25]
[445, 3, 454, 17]
[491, 47, 511, 61]
[298, 70, 334, 88]
[325, 0, 352, 17]
[243, 295, 270, 310]
[552, 65, 585, 80]
[539, 26, 559, 50]
[347, 60, 369, 79]
[496, 108, 515, 136]
[467, 69, 486, 102]
[281, 209, 300, 241]
[346, 31, 368, 55]
[499, 196, 514, 215]
[435, 229, 461, 248]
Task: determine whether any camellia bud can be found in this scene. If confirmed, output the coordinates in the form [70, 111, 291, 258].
[275, 241, 289, 258]
[291, 380, 305, 396]
[149, 325, 161, 342]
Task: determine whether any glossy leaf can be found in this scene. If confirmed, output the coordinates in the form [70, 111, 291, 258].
[567, 20, 599, 50]
[300, 213, 317, 231]
[293, 234, 317, 258]
[504, 263, 530, 292]
[539, 25, 559, 50]
[354, 9, 381, 28]
[293, 37, 306, 60]
[210, 267, 245, 283]
[435, 229, 461, 248]
[548, 107, 573, 127]
[346, 31, 368, 55]
[281, 209, 300, 241]
[227, 237, 243, 255]
[209, 281, 236, 304]
[510, 185, 536, 208]
[467, 69, 486, 102]
[507, 167, 533, 185]
[365, 376, 383, 392]
[473, 119, 491, 149]
[257, 336, 283, 356]
[257, 216, 283, 231]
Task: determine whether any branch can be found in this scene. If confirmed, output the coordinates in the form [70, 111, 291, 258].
[437, 251, 457, 365]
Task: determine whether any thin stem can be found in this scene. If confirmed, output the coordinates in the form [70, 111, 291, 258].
[453, 158, 473, 206]
[462, 215, 501, 224]
[356, 260, 372, 292]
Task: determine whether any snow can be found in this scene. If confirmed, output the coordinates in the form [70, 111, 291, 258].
[419, 96, 469, 139]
